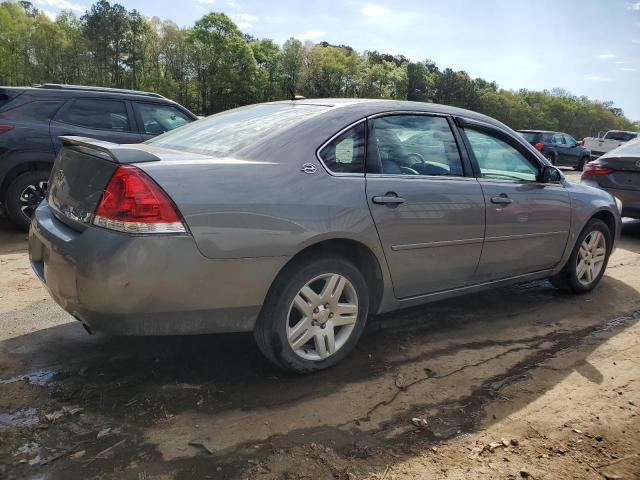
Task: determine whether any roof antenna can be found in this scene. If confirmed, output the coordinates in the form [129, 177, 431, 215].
[288, 86, 305, 101]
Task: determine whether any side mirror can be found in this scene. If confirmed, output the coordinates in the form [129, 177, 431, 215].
[540, 165, 563, 183]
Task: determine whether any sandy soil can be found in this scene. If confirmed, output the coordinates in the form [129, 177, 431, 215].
[0, 184, 639, 479]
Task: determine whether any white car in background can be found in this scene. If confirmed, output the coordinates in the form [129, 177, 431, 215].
[583, 130, 638, 159]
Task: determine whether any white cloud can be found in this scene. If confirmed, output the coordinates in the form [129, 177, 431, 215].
[228, 1, 237, 6]
[42, 9, 56, 19]
[196, 0, 215, 4]
[237, 21, 253, 29]
[621, 67, 638, 71]
[297, 29, 325, 41]
[35, 0, 85, 12]
[234, 12, 258, 22]
[614, 60, 626, 64]
[586, 75, 611, 81]
[362, 3, 387, 17]
[628, 1, 640, 11]
[596, 53, 616, 59]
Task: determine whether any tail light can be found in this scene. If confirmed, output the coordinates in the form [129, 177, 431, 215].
[581, 162, 614, 179]
[0, 124, 14, 134]
[534, 142, 544, 151]
[93, 165, 186, 234]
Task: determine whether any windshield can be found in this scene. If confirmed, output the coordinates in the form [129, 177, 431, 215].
[604, 131, 638, 142]
[148, 103, 330, 157]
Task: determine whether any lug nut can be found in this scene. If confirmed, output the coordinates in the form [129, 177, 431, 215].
[314, 307, 319, 313]
[329, 313, 334, 318]
[320, 324, 326, 329]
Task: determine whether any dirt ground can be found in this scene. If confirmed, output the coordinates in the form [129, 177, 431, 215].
[1, 171, 639, 480]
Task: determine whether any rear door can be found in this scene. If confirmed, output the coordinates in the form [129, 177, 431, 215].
[365, 113, 485, 299]
[50, 97, 142, 153]
[460, 123, 571, 281]
[552, 133, 569, 164]
[132, 102, 193, 141]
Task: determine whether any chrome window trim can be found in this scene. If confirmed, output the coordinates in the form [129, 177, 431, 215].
[315, 118, 367, 177]
[366, 173, 478, 181]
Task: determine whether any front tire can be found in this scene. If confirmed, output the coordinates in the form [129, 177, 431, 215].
[254, 256, 369, 373]
[5, 170, 50, 231]
[575, 156, 589, 171]
[550, 219, 611, 293]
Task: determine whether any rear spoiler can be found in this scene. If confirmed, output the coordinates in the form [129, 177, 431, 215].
[59, 136, 161, 164]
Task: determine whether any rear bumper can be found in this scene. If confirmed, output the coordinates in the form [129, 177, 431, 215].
[29, 204, 289, 335]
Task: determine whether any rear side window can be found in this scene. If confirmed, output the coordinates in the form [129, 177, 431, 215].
[319, 123, 365, 174]
[149, 103, 330, 157]
[0, 93, 12, 110]
[368, 115, 464, 176]
[135, 103, 191, 134]
[519, 132, 538, 143]
[58, 98, 131, 131]
[0, 100, 64, 120]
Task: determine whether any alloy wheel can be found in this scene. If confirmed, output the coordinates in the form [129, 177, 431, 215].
[286, 273, 359, 361]
[576, 230, 607, 286]
[19, 180, 48, 220]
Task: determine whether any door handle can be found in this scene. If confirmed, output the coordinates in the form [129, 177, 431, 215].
[490, 194, 513, 205]
[372, 193, 405, 205]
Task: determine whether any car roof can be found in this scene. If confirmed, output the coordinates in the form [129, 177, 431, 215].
[3, 84, 177, 104]
[517, 129, 559, 134]
[268, 98, 510, 130]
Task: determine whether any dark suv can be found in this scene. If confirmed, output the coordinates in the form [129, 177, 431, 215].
[0, 84, 197, 229]
[518, 130, 591, 171]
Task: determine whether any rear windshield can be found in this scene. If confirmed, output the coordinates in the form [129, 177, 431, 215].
[604, 131, 638, 141]
[148, 103, 330, 157]
[610, 138, 640, 156]
[0, 89, 23, 111]
[519, 132, 539, 142]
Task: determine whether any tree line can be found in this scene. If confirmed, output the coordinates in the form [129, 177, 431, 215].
[1, 0, 638, 139]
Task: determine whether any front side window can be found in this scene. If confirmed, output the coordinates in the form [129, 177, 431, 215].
[319, 122, 365, 174]
[58, 99, 131, 131]
[465, 128, 539, 182]
[553, 133, 565, 144]
[368, 115, 464, 176]
[136, 103, 191, 135]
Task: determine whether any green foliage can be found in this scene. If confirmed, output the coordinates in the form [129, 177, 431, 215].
[0, 0, 637, 136]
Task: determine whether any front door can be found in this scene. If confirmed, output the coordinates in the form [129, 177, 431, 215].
[365, 114, 485, 299]
[462, 126, 571, 281]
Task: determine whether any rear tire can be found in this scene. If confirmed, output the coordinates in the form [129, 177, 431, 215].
[254, 256, 369, 373]
[5, 170, 50, 231]
[550, 219, 611, 293]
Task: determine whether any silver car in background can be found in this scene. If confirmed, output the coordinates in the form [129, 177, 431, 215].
[581, 138, 640, 219]
[29, 99, 621, 372]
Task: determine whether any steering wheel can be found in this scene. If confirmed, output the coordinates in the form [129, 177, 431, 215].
[407, 153, 425, 166]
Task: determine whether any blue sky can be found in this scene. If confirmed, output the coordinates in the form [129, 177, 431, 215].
[35, 0, 640, 121]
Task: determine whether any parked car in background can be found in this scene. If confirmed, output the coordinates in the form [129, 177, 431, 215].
[0, 84, 197, 229]
[581, 138, 640, 219]
[583, 130, 639, 159]
[29, 99, 620, 373]
[518, 130, 591, 170]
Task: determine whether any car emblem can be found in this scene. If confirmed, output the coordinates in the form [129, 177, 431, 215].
[300, 163, 317, 174]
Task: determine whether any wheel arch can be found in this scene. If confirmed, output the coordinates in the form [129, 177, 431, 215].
[1, 160, 53, 201]
[271, 237, 388, 315]
[590, 209, 617, 242]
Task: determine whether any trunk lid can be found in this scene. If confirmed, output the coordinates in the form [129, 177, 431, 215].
[596, 155, 640, 192]
[47, 137, 162, 230]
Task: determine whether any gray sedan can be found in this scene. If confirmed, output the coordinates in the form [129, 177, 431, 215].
[29, 99, 621, 372]
[581, 138, 640, 219]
